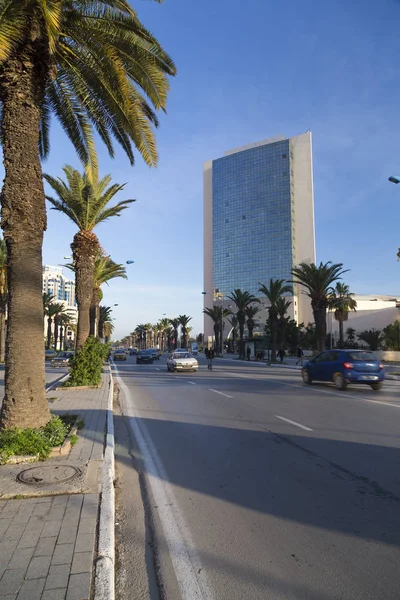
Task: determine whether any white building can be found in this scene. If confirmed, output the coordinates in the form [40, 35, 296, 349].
[203, 132, 316, 341]
[329, 294, 400, 336]
[43, 265, 77, 347]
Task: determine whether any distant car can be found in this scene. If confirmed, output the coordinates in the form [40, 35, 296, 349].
[301, 349, 384, 391]
[129, 348, 138, 356]
[45, 349, 58, 361]
[148, 348, 160, 360]
[113, 350, 127, 361]
[167, 352, 198, 372]
[137, 350, 154, 364]
[51, 351, 74, 368]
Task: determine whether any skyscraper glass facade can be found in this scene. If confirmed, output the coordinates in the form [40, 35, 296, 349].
[212, 139, 294, 297]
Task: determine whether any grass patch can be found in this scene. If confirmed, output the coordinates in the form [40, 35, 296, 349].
[0, 414, 78, 464]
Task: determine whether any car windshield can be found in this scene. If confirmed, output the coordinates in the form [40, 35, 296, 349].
[173, 353, 192, 359]
[347, 351, 377, 361]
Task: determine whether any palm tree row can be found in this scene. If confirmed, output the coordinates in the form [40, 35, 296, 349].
[129, 315, 193, 352]
[204, 262, 357, 362]
[0, 0, 176, 429]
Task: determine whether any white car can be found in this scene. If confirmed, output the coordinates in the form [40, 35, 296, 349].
[167, 352, 198, 372]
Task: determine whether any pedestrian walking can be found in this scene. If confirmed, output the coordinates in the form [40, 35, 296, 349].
[205, 347, 209, 360]
[261, 349, 265, 362]
[278, 348, 285, 362]
[208, 348, 214, 370]
[247, 346, 251, 361]
[296, 346, 304, 366]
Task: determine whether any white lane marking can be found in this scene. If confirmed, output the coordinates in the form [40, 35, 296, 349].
[209, 388, 233, 398]
[276, 415, 313, 431]
[225, 372, 400, 409]
[114, 366, 215, 600]
[365, 399, 400, 409]
[188, 382, 196, 385]
[155, 368, 160, 371]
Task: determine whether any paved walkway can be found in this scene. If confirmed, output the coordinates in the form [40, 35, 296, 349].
[0, 371, 111, 600]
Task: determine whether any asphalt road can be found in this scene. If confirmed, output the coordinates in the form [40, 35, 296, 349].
[114, 354, 400, 600]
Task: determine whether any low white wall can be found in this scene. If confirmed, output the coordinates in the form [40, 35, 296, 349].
[377, 351, 400, 362]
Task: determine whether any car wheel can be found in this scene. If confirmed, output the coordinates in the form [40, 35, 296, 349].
[334, 372, 347, 390]
[370, 382, 383, 391]
[302, 369, 312, 384]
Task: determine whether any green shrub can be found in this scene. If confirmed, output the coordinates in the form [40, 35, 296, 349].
[65, 337, 105, 387]
[0, 415, 72, 464]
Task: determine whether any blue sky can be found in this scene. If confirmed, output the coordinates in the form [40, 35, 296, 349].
[41, 0, 400, 339]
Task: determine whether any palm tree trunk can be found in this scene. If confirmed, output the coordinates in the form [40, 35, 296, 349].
[270, 310, 278, 362]
[72, 231, 98, 350]
[59, 326, 64, 352]
[89, 289, 99, 337]
[46, 317, 52, 350]
[0, 312, 5, 363]
[238, 322, 245, 359]
[339, 319, 344, 348]
[54, 316, 60, 351]
[314, 308, 327, 353]
[0, 46, 50, 429]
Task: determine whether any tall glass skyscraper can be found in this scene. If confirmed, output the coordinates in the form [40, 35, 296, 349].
[203, 132, 316, 340]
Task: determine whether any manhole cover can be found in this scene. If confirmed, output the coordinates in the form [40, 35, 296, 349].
[17, 465, 80, 486]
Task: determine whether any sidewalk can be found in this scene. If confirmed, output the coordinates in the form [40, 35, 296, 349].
[0, 369, 112, 600]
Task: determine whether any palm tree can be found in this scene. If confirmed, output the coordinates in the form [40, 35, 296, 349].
[276, 297, 292, 349]
[227, 290, 260, 359]
[178, 315, 192, 349]
[291, 262, 348, 353]
[103, 320, 115, 343]
[59, 313, 72, 351]
[135, 324, 147, 350]
[0, 1, 175, 429]
[227, 315, 238, 353]
[329, 283, 357, 348]
[158, 318, 170, 351]
[245, 305, 261, 339]
[203, 306, 231, 353]
[258, 279, 293, 362]
[0, 239, 7, 363]
[53, 304, 69, 351]
[346, 327, 357, 347]
[90, 255, 127, 336]
[45, 167, 134, 349]
[165, 326, 173, 352]
[99, 306, 113, 340]
[143, 324, 153, 349]
[169, 318, 180, 350]
[44, 303, 61, 350]
[42, 293, 55, 315]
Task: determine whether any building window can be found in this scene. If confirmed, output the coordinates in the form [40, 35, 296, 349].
[225, 219, 229, 223]
[282, 154, 287, 159]
[242, 215, 246, 220]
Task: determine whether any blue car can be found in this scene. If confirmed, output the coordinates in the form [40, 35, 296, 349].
[301, 350, 384, 391]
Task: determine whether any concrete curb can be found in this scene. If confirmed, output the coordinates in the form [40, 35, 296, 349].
[46, 372, 69, 392]
[94, 370, 115, 600]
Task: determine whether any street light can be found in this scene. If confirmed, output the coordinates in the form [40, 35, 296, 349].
[126, 260, 134, 264]
[389, 175, 400, 184]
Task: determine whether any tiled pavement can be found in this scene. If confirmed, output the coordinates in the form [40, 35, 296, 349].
[0, 371, 111, 599]
[0, 494, 97, 600]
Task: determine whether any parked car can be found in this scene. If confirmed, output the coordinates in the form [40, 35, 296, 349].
[113, 349, 127, 361]
[148, 348, 160, 360]
[301, 349, 384, 391]
[167, 352, 198, 372]
[137, 350, 154, 364]
[51, 351, 74, 368]
[45, 349, 58, 361]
